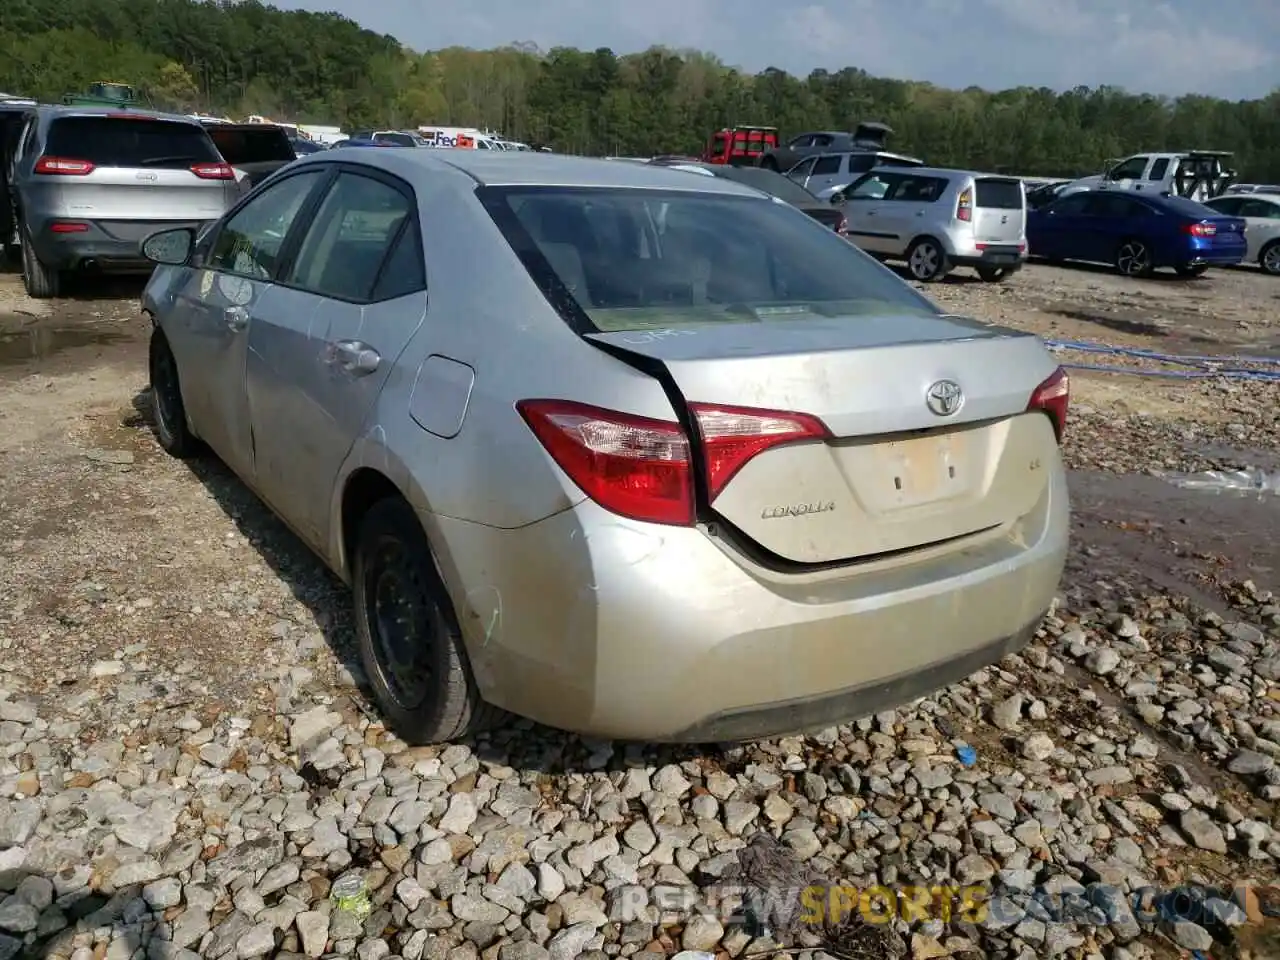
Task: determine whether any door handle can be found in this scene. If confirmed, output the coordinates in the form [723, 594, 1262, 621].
[224, 306, 248, 332]
[329, 339, 380, 375]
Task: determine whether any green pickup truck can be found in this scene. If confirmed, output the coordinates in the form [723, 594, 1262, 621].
[62, 82, 137, 108]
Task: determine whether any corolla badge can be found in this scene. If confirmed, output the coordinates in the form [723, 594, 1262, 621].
[925, 379, 964, 417]
[761, 501, 835, 520]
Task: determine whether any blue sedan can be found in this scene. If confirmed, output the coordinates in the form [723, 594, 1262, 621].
[1027, 190, 1247, 278]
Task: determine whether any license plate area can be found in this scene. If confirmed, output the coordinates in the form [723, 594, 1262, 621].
[844, 431, 975, 512]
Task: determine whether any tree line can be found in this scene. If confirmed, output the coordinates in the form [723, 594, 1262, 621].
[1, 0, 1278, 180]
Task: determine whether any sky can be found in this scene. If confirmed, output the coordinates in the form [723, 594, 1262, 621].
[275, 0, 1280, 100]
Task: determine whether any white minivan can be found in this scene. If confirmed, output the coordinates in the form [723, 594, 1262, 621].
[833, 165, 1028, 283]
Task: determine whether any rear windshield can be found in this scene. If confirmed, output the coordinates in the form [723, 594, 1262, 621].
[47, 117, 220, 168]
[479, 186, 939, 333]
[206, 126, 294, 164]
[1159, 194, 1228, 219]
[712, 167, 817, 205]
[974, 178, 1024, 209]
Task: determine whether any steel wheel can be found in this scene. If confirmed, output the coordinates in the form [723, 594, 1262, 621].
[364, 537, 439, 712]
[147, 331, 200, 458]
[1115, 240, 1151, 277]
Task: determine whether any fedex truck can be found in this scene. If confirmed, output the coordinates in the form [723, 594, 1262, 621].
[418, 126, 505, 150]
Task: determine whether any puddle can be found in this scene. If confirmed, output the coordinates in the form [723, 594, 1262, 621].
[0, 325, 135, 366]
[1046, 308, 1169, 337]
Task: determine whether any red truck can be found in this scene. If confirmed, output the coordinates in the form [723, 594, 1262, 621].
[701, 126, 779, 166]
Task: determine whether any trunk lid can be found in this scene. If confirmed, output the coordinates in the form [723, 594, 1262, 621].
[587, 313, 1061, 564]
[1203, 215, 1248, 248]
[971, 177, 1026, 244]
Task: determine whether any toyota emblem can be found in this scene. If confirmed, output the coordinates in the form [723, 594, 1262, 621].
[925, 380, 964, 417]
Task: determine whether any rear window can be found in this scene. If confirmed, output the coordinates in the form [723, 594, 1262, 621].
[1158, 195, 1225, 219]
[479, 186, 939, 333]
[713, 167, 817, 205]
[974, 178, 1024, 209]
[206, 126, 294, 164]
[46, 117, 220, 168]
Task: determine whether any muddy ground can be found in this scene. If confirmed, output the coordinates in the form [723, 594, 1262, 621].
[2, 259, 1280, 960]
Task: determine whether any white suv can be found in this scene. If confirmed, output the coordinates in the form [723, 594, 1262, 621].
[834, 166, 1028, 282]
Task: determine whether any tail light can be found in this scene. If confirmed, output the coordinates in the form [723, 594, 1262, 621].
[1185, 222, 1217, 237]
[49, 222, 88, 233]
[690, 404, 830, 501]
[517, 399, 830, 524]
[1027, 367, 1069, 443]
[35, 156, 94, 176]
[518, 400, 694, 525]
[191, 162, 235, 180]
[956, 187, 973, 222]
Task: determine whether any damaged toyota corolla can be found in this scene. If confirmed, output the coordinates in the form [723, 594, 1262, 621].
[138, 148, 1070, 744]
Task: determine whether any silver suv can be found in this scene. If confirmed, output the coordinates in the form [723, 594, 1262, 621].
[787, 149, 924, 198]
[834, 166, 1028, 282]
[7, 106, 235, 298]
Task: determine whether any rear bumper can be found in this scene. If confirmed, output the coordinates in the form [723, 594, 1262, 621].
[430, 458, 1070, 742]
[27, 218, 211, 272]
[1183, 251, 1245, 266]
[950, 244, 1026, 269]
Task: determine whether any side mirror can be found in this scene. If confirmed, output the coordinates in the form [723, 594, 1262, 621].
[142, 227, 195, 266]
[829, 191, 846, 206]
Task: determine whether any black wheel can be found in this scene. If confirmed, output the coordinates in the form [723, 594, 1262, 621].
[906, 237, 951, 282]
[1260, 240, 1280, 277]
[353, 497, 506, 744]
[1114, 238, 1153, 278]
[1174, 264, 1209, 278]
[20, 223, 59, 298]
[759, 155, 778, 171]
[148, 330, 201, 458]
[976, 265, 1012, 283]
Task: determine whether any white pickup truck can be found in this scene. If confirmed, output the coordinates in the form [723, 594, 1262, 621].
[1059, 151, 1236, 203]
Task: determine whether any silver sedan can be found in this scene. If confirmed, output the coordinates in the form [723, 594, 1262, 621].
[139, 148, 1071, 744]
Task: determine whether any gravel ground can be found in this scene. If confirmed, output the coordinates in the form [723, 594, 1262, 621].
[1, 262, 1279, 960]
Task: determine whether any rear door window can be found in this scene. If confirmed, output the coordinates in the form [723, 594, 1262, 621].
[888, 176, 948, 203]
[811, 155, 841, 175]
[973, 179, 1024, 209]
[46, 117, 221, 169]
[284, 171, 415, 302]
[1238, 199, 1280, 219]
[1147, 158, 1170, 181]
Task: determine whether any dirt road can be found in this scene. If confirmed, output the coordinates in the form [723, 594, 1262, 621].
[2, 261, 1279, 960]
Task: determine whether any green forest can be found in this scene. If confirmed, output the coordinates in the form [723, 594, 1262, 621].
[1, 0, 1278, 179]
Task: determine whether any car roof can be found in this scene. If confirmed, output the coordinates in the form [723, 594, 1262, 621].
[811, 150, 922, 162]
[1212, 191, 1280, 204]
[305, 149, 764, 196]
[867, 165, 1016, 181]
[37, 104, 204, 125]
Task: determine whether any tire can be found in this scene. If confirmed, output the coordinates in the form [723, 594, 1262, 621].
[1114, 238, 1153, 278]
[759, 156, 778, 171]
[1261, 240, 1280, 277]
[976, 265, 1013, 283]
[353, 497, 506, 744]
[148, 330, 202, 458]
[1174, 264, 1209, 278]
[20, 224, 59, 298]
[906, 237, 951, 282]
